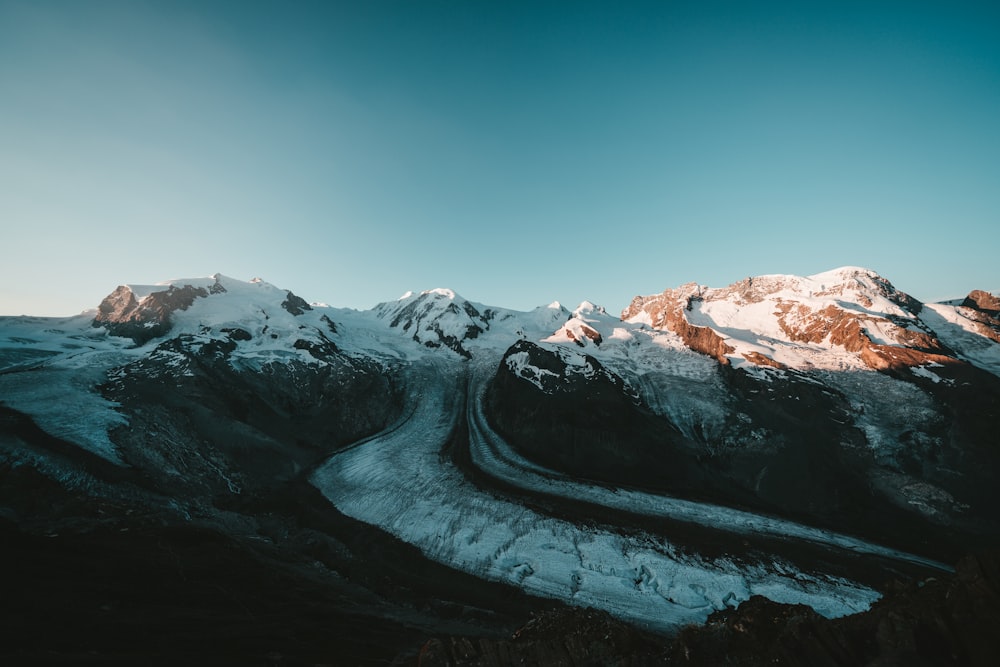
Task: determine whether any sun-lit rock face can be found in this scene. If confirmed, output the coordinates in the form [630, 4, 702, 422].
[92, 274, 320, 346]
[956, 290, 1000, 344]
[93, 283, 212, 343]
[963, 289, 1000, 316]
[544, 302, 611, 348]
[622, 282, 736, 364]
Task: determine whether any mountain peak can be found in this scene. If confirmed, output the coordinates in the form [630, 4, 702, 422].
[573, 300, 607, 317]
[621, 268, 942, 371]
[807, 265, 881, 282]
[392, 287, 465, 304]
[424, 287, 458, 300]
[373, 287, 487, 359]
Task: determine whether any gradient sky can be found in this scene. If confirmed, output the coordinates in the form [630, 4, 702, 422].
[2, 0, 998, 316]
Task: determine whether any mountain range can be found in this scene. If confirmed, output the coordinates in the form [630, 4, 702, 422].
[2, 267, 998, 664]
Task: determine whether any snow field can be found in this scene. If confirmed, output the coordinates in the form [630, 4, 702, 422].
[921, 303, 1000, 377]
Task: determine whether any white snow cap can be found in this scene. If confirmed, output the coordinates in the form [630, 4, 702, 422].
[573, 301, 606, 317]
[808, 265, 878, 278]
[425, 288, 457, 299]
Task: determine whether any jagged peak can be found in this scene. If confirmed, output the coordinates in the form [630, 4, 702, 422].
[573, 300, 607, 317]
[962, 290, 1000, 315]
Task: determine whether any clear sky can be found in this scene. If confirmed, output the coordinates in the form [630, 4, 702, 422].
[2, 0, 998, 316]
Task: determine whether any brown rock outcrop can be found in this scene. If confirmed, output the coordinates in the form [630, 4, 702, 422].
[741, 351, 785, 369]
[962, 289, 1000, 316]
[563, 323, 603, 346]
[623, 286, 734, 365]
[956, 291, 1000, 343]
[775, 301, 952, 371]
[774, 302, 870, 352]
[860, 345, 959, 372]
[93, 284, 209, 344]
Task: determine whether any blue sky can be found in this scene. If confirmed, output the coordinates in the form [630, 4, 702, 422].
[2, 0, 998, 316]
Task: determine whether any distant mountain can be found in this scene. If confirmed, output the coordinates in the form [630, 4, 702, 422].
[2, 267, 998, 663]
[491, 267, 1000, 550]
[624, 267, 974, 371]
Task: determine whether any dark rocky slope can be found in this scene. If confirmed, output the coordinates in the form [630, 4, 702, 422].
[484, 340, 698, 491]
[100, 332, 401, 502]
[412, 549, 1000, 666]
[484, 341, 1000, 562]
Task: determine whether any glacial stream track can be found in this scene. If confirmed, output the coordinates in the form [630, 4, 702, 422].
[312, 357, 949, 634]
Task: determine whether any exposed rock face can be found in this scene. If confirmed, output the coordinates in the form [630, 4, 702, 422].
[773, 302, 942, 354]
[956, 290, 1000, 343]
[963, 289, 1000, 316]
[771, 301, 955, 372]
[93, 284, 209, 344]
[623, 284, 735, 364]
[562, 321, 602, 346]
[101, 332, 400, 500]
[486, 341, 698, 489]
[740, 350, 785, 369]
[280, 290, 312, 315]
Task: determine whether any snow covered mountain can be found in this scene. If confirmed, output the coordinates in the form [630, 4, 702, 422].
[624, 267, 959, 371]
[2, 267, 999, 662]
[489, 268, 1000, 542]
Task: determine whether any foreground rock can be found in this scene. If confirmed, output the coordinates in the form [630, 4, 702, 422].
[410, 550, 1000, 666]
